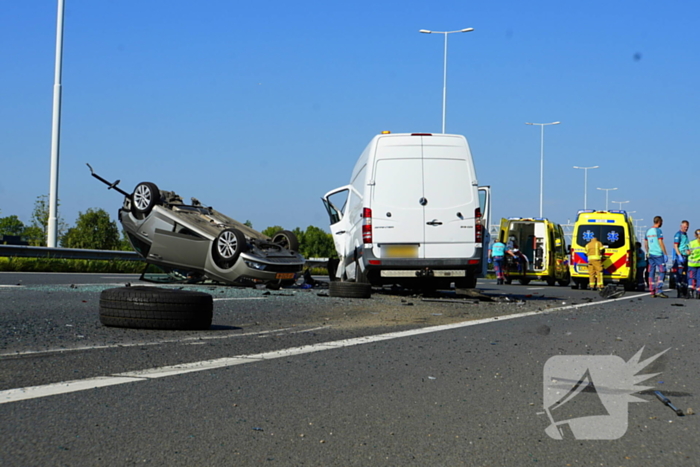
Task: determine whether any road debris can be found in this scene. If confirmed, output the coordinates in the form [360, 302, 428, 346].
[654, 391, 685, 416]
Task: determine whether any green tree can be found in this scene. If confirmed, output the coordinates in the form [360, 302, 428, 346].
[0, 215, 25, 236]
[298, 225, 336, 259]
[61, 208, 121, 250]
[25, 195, 67, 246]
[261, 225, 284, 238]
[262, 225, 336, 258]
[119, 230, 133, 251]
[244, 220, 253, 228]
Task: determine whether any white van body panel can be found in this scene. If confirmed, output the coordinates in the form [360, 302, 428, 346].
[322, 133, 484, 288]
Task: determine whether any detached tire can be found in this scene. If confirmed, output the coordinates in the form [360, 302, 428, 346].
[99, 286, 213, 330]
[329, 281, 372, 299]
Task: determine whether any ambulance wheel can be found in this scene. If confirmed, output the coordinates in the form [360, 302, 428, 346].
[504, 277, 512, 285]
[623, 281, 637, 292]
[546, 277, 556, 286]
[518, 278, 531, 285]
[558, 276, 570, 287]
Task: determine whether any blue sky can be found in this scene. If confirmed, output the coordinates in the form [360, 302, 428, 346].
[1, 1, 698, 239]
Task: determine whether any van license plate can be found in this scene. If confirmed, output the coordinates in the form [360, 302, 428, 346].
[384, 245, 418, 258]
[434, 270, 466, 277]
[275, 273, 295, 280]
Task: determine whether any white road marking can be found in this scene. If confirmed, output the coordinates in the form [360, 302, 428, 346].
[0, 285, 22, 288]
[0, 327, 299, 358]
[213, 297, 266, 301]
[0, 291, 653, 405]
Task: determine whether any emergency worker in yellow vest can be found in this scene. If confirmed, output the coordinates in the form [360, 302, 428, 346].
[585, 235, 604, 290]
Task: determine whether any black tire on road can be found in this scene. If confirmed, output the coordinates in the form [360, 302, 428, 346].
[546, 277, 557, 286]
[99, 286, 213, 330]
[558, 276, 570, 287]
[329, 281, 372, 299]
[132, 182, 160, 215]
[518, 278, 531, 285]
[271, 230, 300, 252]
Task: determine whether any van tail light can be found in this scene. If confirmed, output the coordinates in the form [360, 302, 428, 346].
[475, 208, 483, 243]
[362, 207, 373, 243]
[625, 250, 631, 268]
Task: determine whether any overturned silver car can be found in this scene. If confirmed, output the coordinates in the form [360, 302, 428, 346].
[89, 165, 305, 287]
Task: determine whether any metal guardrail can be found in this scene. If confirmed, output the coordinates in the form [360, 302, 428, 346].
[0, 245, 142, 261]
[0, 245, 330, 267]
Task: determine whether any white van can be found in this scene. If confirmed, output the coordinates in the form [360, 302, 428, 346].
[322, 132, 490, 294]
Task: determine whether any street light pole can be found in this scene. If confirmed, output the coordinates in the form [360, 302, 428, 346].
[611, 200, 629, 210]
[573, 165, 599, 210]
[419, 28, 474, 134]
[526, 121, 561, 218]
[596, 187, 618, 211]
[48, 0, 65, 247]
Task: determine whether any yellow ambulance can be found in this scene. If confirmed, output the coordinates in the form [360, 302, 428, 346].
[498, 217, 570, 286]
[569, 210, 637, 290]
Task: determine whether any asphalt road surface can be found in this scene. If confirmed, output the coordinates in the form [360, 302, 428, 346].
[1, 272, 698, 466]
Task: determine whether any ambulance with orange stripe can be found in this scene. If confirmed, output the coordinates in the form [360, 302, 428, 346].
[569, 210, 637, 290]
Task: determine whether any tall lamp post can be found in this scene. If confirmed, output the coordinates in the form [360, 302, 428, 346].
[526, 121, 561, 218]
[419, 28, 474, 134]
[573, 165, 598, 209]
[48, 0, 65, 247]
[596, 187, 617, 211]
[611, 200, 629, 211]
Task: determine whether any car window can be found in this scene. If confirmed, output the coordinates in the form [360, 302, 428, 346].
[577, 225, 626, 249]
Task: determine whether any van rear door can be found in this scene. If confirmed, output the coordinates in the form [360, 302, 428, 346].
[370, 138, 425, 259]
[421, 136, 477, 259]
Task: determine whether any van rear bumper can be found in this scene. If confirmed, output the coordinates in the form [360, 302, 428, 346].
[360, 249, 481, 286]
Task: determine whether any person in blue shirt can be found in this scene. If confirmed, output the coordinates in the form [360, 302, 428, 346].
[672, 220, 690, 297]
[489, 239, 513, 285]
[635, 241, 647, 291]
[645, 216, 669, 298]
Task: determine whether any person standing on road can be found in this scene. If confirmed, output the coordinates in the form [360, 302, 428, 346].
[686, 229, 700, 299]
[645, 216, 669, 298]
[673, 220, 690, 297]
[489, 239, 512, 285]
[585, 235, 604, 290]
[635, 241, 647, 291]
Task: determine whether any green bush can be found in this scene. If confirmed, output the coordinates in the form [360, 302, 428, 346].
[0, 257, 145, 273]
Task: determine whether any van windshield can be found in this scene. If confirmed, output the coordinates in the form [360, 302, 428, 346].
[576, 225, 626, 249]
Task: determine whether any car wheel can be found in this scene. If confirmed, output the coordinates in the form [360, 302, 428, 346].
[212, 229, 247, 269]
[99, 286, 213, 330]
[518, 278, 531, 285]
[329, 281, 372, 298]
[271, 230, 300, 252]
[132, 182, 160, 215]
